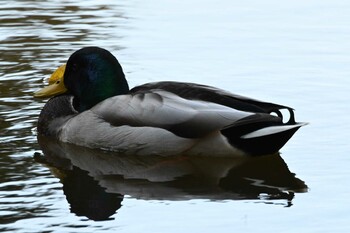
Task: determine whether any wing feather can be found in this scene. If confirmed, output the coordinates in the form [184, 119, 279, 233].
[131, 82, 292, 112]
[91, 90, 254, 138]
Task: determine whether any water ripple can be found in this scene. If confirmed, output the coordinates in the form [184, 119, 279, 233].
[0, 2, 131, 230]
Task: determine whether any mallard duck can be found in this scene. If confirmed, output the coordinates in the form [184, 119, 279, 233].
[34, 47, 306, 157]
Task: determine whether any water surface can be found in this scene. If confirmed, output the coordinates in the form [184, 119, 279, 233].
[1, 0, 350, 232]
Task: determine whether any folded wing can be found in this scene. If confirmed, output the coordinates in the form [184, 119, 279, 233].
[92, 90, 255, 138]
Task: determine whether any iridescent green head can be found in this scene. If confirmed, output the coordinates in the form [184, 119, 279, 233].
[34, 47, 129, 112]
[64, 47, 129, 112]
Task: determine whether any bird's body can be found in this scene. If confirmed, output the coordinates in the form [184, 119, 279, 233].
[35, 47, 305, 157]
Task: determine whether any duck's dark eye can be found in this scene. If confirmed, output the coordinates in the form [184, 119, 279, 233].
[71, 63, 78, 72]
[56, 81, 60, 84]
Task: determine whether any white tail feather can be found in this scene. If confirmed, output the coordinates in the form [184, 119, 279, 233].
[240, 123, 307, 139]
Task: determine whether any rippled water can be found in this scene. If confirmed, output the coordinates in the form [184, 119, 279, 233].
[1, 0, 350, 232]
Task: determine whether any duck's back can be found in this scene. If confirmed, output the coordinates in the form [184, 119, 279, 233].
[130, 81, 294, 121]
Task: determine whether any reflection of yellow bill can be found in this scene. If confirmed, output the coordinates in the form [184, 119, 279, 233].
[34, 64, 67, 98]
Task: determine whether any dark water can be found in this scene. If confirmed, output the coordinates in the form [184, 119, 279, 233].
[1, 1, 350, 232]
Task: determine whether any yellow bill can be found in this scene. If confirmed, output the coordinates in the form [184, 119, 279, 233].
[34, 64, 68, 98]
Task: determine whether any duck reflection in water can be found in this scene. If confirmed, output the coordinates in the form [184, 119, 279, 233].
[34, 136, 307, 221]
[62, 166, 123, 221]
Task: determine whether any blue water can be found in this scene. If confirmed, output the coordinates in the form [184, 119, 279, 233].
[1, 0, 350, 232]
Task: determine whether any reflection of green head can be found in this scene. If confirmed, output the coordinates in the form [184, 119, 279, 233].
[63, 166, 123, 221]
[64, 47, 129, 112]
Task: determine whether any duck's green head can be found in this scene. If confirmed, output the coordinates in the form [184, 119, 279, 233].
[34, 47, 129, 112]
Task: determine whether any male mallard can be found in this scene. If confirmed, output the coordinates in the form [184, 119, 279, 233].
[34, 47, 306, 157]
